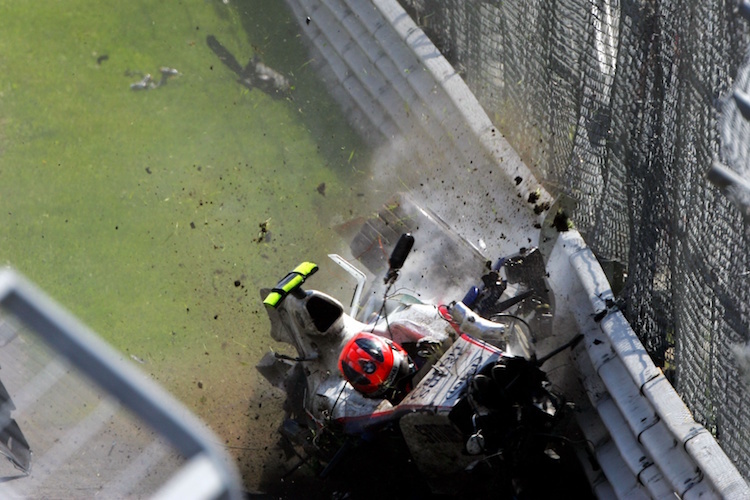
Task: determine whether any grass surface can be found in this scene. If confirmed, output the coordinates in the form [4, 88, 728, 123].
[0, 0, 371, 491]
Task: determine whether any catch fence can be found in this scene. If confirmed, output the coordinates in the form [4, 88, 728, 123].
[397, 0, 750, 479]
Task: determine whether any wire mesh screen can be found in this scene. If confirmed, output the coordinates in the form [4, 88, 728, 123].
[0, 314, 185, 498]
[399, 0, 750, 480]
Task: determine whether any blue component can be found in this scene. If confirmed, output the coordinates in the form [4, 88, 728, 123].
[462, 286, 480, 307]
[493, 257, 506, 271]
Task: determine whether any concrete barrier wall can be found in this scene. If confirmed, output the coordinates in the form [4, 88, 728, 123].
[284, 0, 750, 496]
[549, 232, 750, 497]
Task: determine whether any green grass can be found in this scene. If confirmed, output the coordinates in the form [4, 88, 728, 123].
[0, 0, 370, 486]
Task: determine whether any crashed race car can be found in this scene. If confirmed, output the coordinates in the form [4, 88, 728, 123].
[257, 198, 592, 498]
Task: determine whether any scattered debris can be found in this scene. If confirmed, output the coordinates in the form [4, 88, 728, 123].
[130, 74, 154, 91]
[257, 218, 271, 243]
[129, 67, 181, 91]
[158, 66, 179, 85]
[551, 209, 573, 232]
[207, 35, 292, 98]
[130, 354, 145, 364]
[534, 201, 551, 214]
[242, 57, 291, 95]
[592, 297, 625, 323]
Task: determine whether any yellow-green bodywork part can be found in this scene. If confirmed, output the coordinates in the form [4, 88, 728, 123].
[263, 262, 318, 308]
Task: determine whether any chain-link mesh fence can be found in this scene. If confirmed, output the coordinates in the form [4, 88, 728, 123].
[398, 0, 750, 480]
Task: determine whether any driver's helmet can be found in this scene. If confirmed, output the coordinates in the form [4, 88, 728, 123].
[339, 332, 414, 398]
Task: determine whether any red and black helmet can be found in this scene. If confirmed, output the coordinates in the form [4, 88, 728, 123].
[339, 332, 413, 398]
